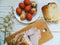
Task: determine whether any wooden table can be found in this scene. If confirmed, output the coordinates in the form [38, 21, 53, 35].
[0, 0, 60, 45]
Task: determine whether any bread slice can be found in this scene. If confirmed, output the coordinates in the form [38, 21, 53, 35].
[42, 2, 60, 22]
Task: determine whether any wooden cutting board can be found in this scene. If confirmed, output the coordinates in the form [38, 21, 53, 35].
[6, 19, 53, 45]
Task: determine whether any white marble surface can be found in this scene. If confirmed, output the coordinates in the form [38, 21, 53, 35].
[0, 0, 60, 45]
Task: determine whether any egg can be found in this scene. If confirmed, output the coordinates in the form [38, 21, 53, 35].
[20, 13, 26, 20]
[26, 13, 32, 21]
[16, 8, 22, 15]
[30, 8, 37, 15]
[25, 5, 31, 12]
[19, 3, 25, 9]
[31, 1, 37, 8]
[24, 0, 31, 5]
[16, 0, 37, 21]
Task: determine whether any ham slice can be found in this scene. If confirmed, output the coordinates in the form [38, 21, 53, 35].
[13, 27, 41, 45]
[25, 28, 41, 45]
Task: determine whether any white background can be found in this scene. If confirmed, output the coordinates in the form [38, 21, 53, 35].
[0, 0, 60, 45]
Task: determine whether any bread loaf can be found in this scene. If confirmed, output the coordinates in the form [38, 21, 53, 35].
[42, 2, 60, 22]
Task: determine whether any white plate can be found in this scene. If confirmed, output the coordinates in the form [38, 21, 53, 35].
[14, 0, 40, 24]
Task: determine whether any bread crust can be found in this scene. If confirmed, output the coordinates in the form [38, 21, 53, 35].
[42, 2, 60, 22]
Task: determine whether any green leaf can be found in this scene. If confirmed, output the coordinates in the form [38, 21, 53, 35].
[4, 31, 6, 43]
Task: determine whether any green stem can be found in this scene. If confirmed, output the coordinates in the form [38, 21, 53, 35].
[4, 32, 6, 43]
[3, 28, 6, 43]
